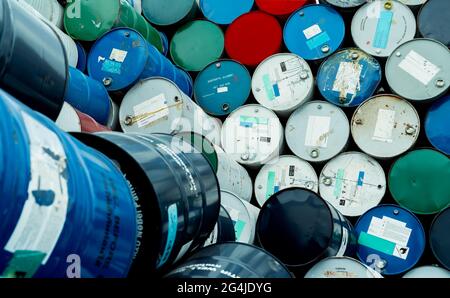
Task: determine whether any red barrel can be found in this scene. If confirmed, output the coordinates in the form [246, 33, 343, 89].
[255, 0, 310, 18]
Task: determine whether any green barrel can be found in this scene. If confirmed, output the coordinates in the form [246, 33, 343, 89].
[170, 20, 224, 71]
[64, 0, 163, 53]
[389, 149, 450, 215]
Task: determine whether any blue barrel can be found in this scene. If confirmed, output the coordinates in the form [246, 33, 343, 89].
[0, 0, 68, 120]
[142, 0, 197, 26]
[0, 89, 137, 278]
[159, 31, 169, 56]
[65, 67, 111, 125]
[87, 28, 193, 96]
[284, 4, 345, 61]
[355, 205, 425, 276]
[317, 48, 382, 108]
[425, 95, 450, 155]
[194, 60, 251, 116]
[430, 207, 450, 270]
[75, 42, 87, 72]
[200, 0, 254, 25]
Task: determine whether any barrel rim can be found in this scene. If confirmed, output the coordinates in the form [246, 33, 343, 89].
[424, 94, 450, 156]
[429, 206, 450, 270]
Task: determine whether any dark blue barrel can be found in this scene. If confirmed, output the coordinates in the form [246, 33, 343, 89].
[200, 0, 254, 25]
[0, 0, 68, 120]
[65, 67, 111, 125]
[0, 89, 137, 278]
[75, 42, 87, 72]
[72, 132, 220, 274]
[430, 207, 450, 270]
[87, 28, 193, 96]
[425, 95, 450, 155]
[165, 242, 293, 278]
[202, 207, 236, 247]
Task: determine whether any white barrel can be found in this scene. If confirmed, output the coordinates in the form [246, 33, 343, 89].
[252, 53, 314, 117]
[119, 77, 221, 146]
[221, 104, 284, 168]
[398, 0, 428, 8]
[23, 0, 64, 29]
[254, 155, 318, 208]
[351, 0, 416, 58]
[286, 101, 349, 163]
[319, 151, 386, 217]
[305, 257, 383, 278]
[403, 266, 450, 278]
[107, 97, 119, 130]
[55, 102, 82, 133]
[351, 94, 420, 159]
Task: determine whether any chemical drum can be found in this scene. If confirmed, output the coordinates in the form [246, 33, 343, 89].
[430, 207, 450, 270]
[388, 149, 450, 215]
[221, 104, 284, 168]
[425, 95, 450, 155]
[319, 152, 386, 217]
[55, 102, 111, 133]
[304, 257, 383, 278]
[254, 155, 318, 208]
[194, 60, 251, 116]
[119, 77, 221, 146]
[319, 0, 366, 10]
[255, 0, 308, 18]
[87, 28, 193, 95]
[165, 243, 293, 278]
[403, 266, 450, 278]
[73, 132, 220, 273]
[75, 42, 87, 72]
[200, 0, 254, 25]
[284, 4, 345, 61]
[142, 0, 197, 26]
[225, 11, 282, 68]
[285, 101, 350, 163]
[351, 0, 416, 58]
[0, 0, 68, 120]
[351, 94, 420, 159]
[317, 48, 382, 108]
[355, 205, 426, 276]
[418, 0, 450, 47]
[398, 0, 428, 10]
[252, 53, 314, 117]
[385, 39, 450, 102]
[0, 89, 137, 278]
[202, 207, 236, 247]
[170, 20, 224, 72]
[22, 0, 64, 28]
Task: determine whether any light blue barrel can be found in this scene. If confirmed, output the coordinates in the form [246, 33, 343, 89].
[142, 0, 197, 26]
[200, 0, 254, 25]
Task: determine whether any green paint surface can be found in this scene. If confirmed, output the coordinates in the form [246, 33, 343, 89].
[234, 220, 246, 240]
[262, 74, 275, 101]
[2, 251, 45, 278]
[358, 232, 396, 256]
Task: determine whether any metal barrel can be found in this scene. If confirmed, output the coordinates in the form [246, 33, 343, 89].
[194, 59, 251, 116]
[284, 4, 345, 62]
[319, 0, 366, 10]
[55, 102, 111, 133]
[418, 0, 450, 48]
[63, 0, 165, 53]
[165, 242, 293, 278]
[403, 266, 450, 278]
[75, 42, 87, 72]
[200, 0, 254, 25]
[355, 204, 426, 276]
[87, 28, 192, 95]
[75, 110, 112, 133]
[255, 0, 309, 19]
[125, 0, 142, 14]
[171, 20, 224, 72]
[304, 257, 383, 278]
[256, 187, 357, 268]
[142, 0, 197, 27]
[0, 89, 138, 278]
[202, 207, 236, 247]
[398, 0, 429, 11]
[72, 132, 220, 273]
[430, 207, 450, 270]
[388, 149, 450, 215]
[425, 95, 450, 155]
[65, 67, 111, 125]
[317, 48, 382, 108]
[0, 0, 68, 120]
[22, 0, 64, 29]
[225, 11, 282, 68]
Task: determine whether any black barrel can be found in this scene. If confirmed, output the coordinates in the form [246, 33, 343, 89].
[256, 188, 357, 269]
[73, 132, 220, 274]
[418, 0, 450, 47]
[165, 242, 293, 278]
[430, 207, 450, 270]
[202, 207, 236, 247]
[0, 0, 68, 120]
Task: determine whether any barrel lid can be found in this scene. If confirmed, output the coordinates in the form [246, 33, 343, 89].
[285, 101, 350, 163]
[320, 0, 366, 9]
[257, 187, 334, 267]
[305, 256, 382, 278]
[174, 132, 219, 173]
[87, 28, 148, 92]
[430, 207, 450, 270]
[55, 102, 82, 132]
[418, 0, 450, 47]
[220, 190, 254, 244]
[351, 94, 420, 159]
[225, 11, 282, 68]
[385, 38, 450, 102]
[425, 95, 450, 155]
[355, 204, 426, 275]
[170, 20, 224, 72]
[403, 266, 450, 278]
[351, 1, 416, 58]
[284, 4, 345, 61]
[200, 0, 254, 25]
[64, 0, 119, 41]
[194, 59, 251, 116]
[317, 48, 382, 108]
[142, 0, 195, 26]
[255, 0, 308, 16]
[389, 149, 450, 215]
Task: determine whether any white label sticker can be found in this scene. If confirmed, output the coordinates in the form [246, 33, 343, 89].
[4, 112, 69, 265]
[133, 94, 169, 128]
[304, 116, 331, 148]
[332, 62, 362, 97]
[303, 24, 322, 40]
[372, 109, 395, 143]
[217, 86, 229, 94]
[398, 50, 441, 85]
[109, 48, 128, 63]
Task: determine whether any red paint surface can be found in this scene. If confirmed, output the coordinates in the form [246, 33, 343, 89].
[75, 110, 111, 133]
[255, 0, 310, 17]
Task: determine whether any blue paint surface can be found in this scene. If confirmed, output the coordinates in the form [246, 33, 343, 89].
[200, 0, 254, 25]
[425, 95, 450, 155]
[357, 171, 365, 187]
[157, 203, 178, 268]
